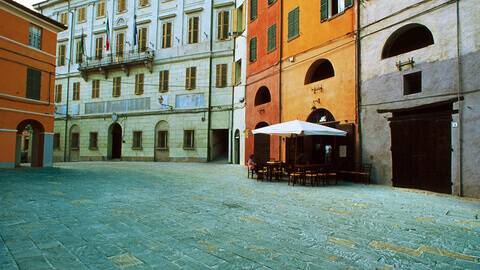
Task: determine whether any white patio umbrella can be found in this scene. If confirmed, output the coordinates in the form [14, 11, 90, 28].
[252, 120, 347, 163]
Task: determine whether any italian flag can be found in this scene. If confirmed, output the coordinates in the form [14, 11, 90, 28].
[106, 17, 110, 51]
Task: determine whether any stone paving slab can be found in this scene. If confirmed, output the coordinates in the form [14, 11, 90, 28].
[0, 162, 479, 269]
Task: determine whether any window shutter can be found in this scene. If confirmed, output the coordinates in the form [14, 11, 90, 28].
[231, 62, 236, 86]
[345, 0, 353, 9]
[216, 65, 220, 87]
[288, 10, 294, 39]
[217, 13, 222, 40]
[321, 0, 328, 22]
[232, 8, 238, 34]
[251, 0, 257, 20]
[223, 12, 229, 39]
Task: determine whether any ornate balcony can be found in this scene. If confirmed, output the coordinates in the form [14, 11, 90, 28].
[78, 48, 154, 81]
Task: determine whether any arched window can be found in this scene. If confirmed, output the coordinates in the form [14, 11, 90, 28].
[307, 109, 335, 123]
[305, 59, 335, 85]
[255, 86, 271, 106]
[382, 24, 434, 59]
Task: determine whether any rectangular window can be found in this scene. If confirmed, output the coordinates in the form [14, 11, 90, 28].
[404, 72, 422, 95]
[77, 7, 86, 22]
[186, 67, 196, 90]
[76, 40, 83, 63]
[113, 77, 121, 97]
[250, 0, 257, 20]
[95, 37, 103, 60]
[183, 130, 194, 149]
[92, 80, 100, 99]
[135, 73, 144, 95]
[139, 0, 149, 7]
[29, 24, 42, 49]
[118, 0, 126, 12]
[26, 68, 41, 100]
[73, 82, 80, 101]
[216, 64, 227, 88]
[249, 37, 257, 62]
[132, 131, 142, 149]
[116, 33, 125, 58]
[288, 7, 299, 40]
[138, 28, 147, 52]
[232, 4, 245, 36]
[267, 23, 276, 52]
[157, 130, 168, 149]
[234, 59, 242, 85]
[321, 0, 353, 22]
[188, 17, 199, 44]
[162, 22, 172, 48]
[159, 70, 169, 93]
[55, 84, 62, 103]
[53, 133, 61, 150]
[89, 132, 98, 149]
[71, 133, 79, 149]
[58, 44, 66, 66]
[60, 12, 68, 26]
[97, 2, 105, 18]
[217, 11, 229, 40]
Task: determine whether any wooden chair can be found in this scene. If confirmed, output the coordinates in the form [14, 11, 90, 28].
[255, 162, 267, 181]
[247, 166, 255, 179]
[305, 166, 319, 186]
[287, 164, 303, 186]
[357, 164, 372, 185]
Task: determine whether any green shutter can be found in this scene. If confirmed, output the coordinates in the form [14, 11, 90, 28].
[345, 0, 353, 9]
[321, 0, 328, 22]
[288, 9, 294, 39]
[26, 68, 41, 100]
[294, 8, 299, 37]
[250, 37, 257, 62]
[251, 0, 257, 20]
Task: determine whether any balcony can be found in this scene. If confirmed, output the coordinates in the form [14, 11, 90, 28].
[78, 48, 154, 81]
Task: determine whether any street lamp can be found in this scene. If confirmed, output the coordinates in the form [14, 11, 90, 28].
[158, 95, 173, 110]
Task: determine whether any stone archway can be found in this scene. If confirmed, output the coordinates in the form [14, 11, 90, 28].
[16, 119, 45, 167]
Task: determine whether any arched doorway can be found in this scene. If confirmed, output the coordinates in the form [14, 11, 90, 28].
[154, 121, 169, 162]
[15, 120, 45, 167]
[254, 122, 270, 163]
[69, 125, 80, 161]
[234, 129, 240, 164]
[108, 123, 122, 160]
[307, 109, 336, 164]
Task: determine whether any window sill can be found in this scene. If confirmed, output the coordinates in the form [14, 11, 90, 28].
[183, 147, 195, 150]
[287, 34, 300, 43]
[96, 15, 106, 20]
[156, 147, 169, 150]
[70, 147, 79, 150]
[267, 47, 277, 54]
[89, 147, 98, 150]
[139, 4, 151, 9]
[132, 147, 143, 150]
[117, 10, 128, 15]
[267, 1, 277, 8]
[249, 59, 257, 64]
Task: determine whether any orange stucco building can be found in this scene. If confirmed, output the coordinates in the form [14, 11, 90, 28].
[279, 0, 359, 164]
[245, 0, 281, 163]
[0, 0, 66, 168]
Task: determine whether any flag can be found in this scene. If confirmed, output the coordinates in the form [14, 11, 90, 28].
[80, 28, 85, 56]
[133, 15, 138, 46]
[105, 17, 110, 51]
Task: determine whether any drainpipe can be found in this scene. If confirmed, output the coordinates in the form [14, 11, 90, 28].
[278, 0, 283, 161]
[455, 0, 463, 196]
[355, 0, 362, 165]
[64, 1, 74, 162]
[230, 1, 237, 164]
[207, 0, 214, 162]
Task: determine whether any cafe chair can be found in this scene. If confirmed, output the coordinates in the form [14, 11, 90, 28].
[357, 164, 372, 184]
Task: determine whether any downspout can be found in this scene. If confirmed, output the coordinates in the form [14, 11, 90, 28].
[455, 0, 463, 196]
[207, 0, 214, 162]
[230, 1, 237, 164]
[355, 0, 362, 164]
[64, 0, 74, 162]
[278, 0, 283, 161]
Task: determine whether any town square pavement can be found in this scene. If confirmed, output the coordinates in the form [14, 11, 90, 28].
[1, 162, 479, 269]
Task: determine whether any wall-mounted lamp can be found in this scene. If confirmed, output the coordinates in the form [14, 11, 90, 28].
[158, 95, 173, 110]
[311, 98, 321, 111]
[311, 85, 323, 94]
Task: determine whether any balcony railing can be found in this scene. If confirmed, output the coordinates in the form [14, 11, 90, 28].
[78, 48, 154, 81]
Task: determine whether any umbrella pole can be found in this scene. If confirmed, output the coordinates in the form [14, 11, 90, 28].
[295, 135, 298, 164]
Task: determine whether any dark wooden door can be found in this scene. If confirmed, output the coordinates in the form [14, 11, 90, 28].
[254, 122, 270, 163]
[391, 116, 452, 194]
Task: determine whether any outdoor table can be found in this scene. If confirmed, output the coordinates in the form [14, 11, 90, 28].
[266, 161, 284, 181]
[293, 164, 328, 186]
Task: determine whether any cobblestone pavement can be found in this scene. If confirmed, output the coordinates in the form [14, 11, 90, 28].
[1, 162, 479, 270]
